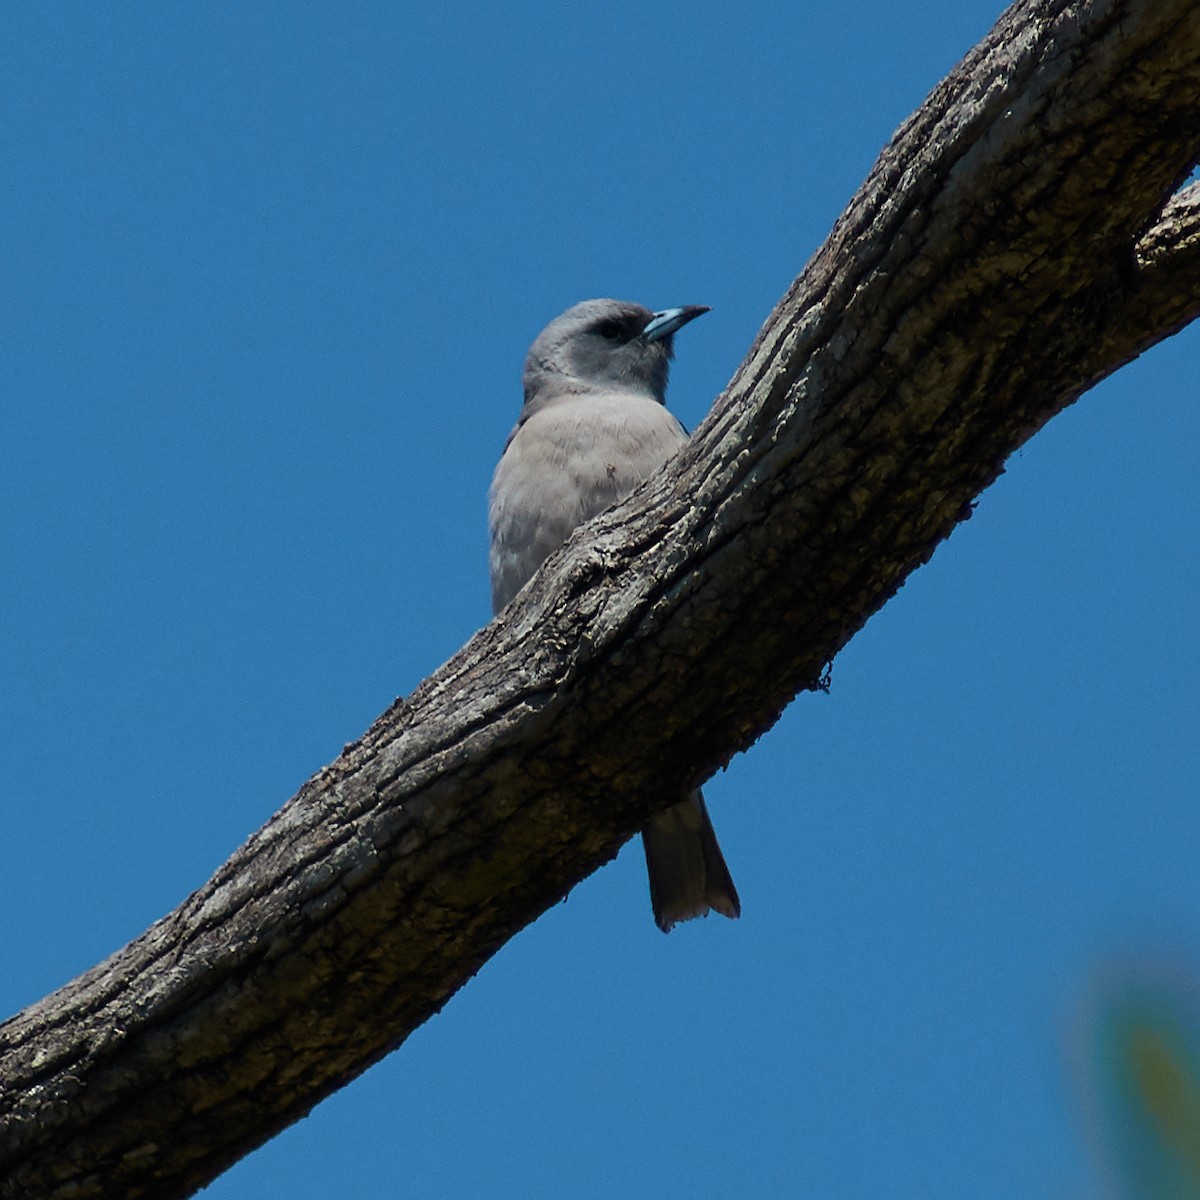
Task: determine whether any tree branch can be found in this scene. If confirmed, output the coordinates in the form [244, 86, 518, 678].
[3, 1, 1200, 1196]
[1125, 181, 1200, 346]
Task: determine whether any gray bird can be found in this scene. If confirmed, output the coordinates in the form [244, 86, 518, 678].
[488, 298, 740, 932]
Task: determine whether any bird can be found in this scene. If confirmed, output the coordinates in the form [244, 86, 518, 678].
[488, 298, 740, 933]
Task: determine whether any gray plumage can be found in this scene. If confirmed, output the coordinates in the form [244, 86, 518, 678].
[488, 298, 740, 933]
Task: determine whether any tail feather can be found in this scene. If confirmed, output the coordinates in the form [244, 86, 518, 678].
[641, 791, 740, 933]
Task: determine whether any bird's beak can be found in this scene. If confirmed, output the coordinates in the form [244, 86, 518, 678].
[640, 304, 711, 343]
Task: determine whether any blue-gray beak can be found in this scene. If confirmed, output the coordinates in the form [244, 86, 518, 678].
[640, 304, 711, 343]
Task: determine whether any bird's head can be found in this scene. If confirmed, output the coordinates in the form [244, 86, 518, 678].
[522, 298, 709, 407]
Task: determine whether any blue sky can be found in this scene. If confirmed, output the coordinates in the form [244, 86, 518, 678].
[3, 3, 1198, 1197]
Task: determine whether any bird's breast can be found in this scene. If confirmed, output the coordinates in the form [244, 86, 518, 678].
[488, 394, 687, 612]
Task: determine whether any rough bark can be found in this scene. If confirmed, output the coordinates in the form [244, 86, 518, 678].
[3, 1, 1199, 1196]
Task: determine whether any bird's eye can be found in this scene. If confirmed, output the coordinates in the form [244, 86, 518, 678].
[596, 320, 624, 340]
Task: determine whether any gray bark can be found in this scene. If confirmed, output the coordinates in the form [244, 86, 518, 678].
[3, 1, 1200, 1196]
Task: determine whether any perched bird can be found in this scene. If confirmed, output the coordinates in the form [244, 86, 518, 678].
[488, 298, 740, 932]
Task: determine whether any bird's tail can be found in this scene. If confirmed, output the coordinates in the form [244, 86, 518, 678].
[641, 791, 740, 933]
